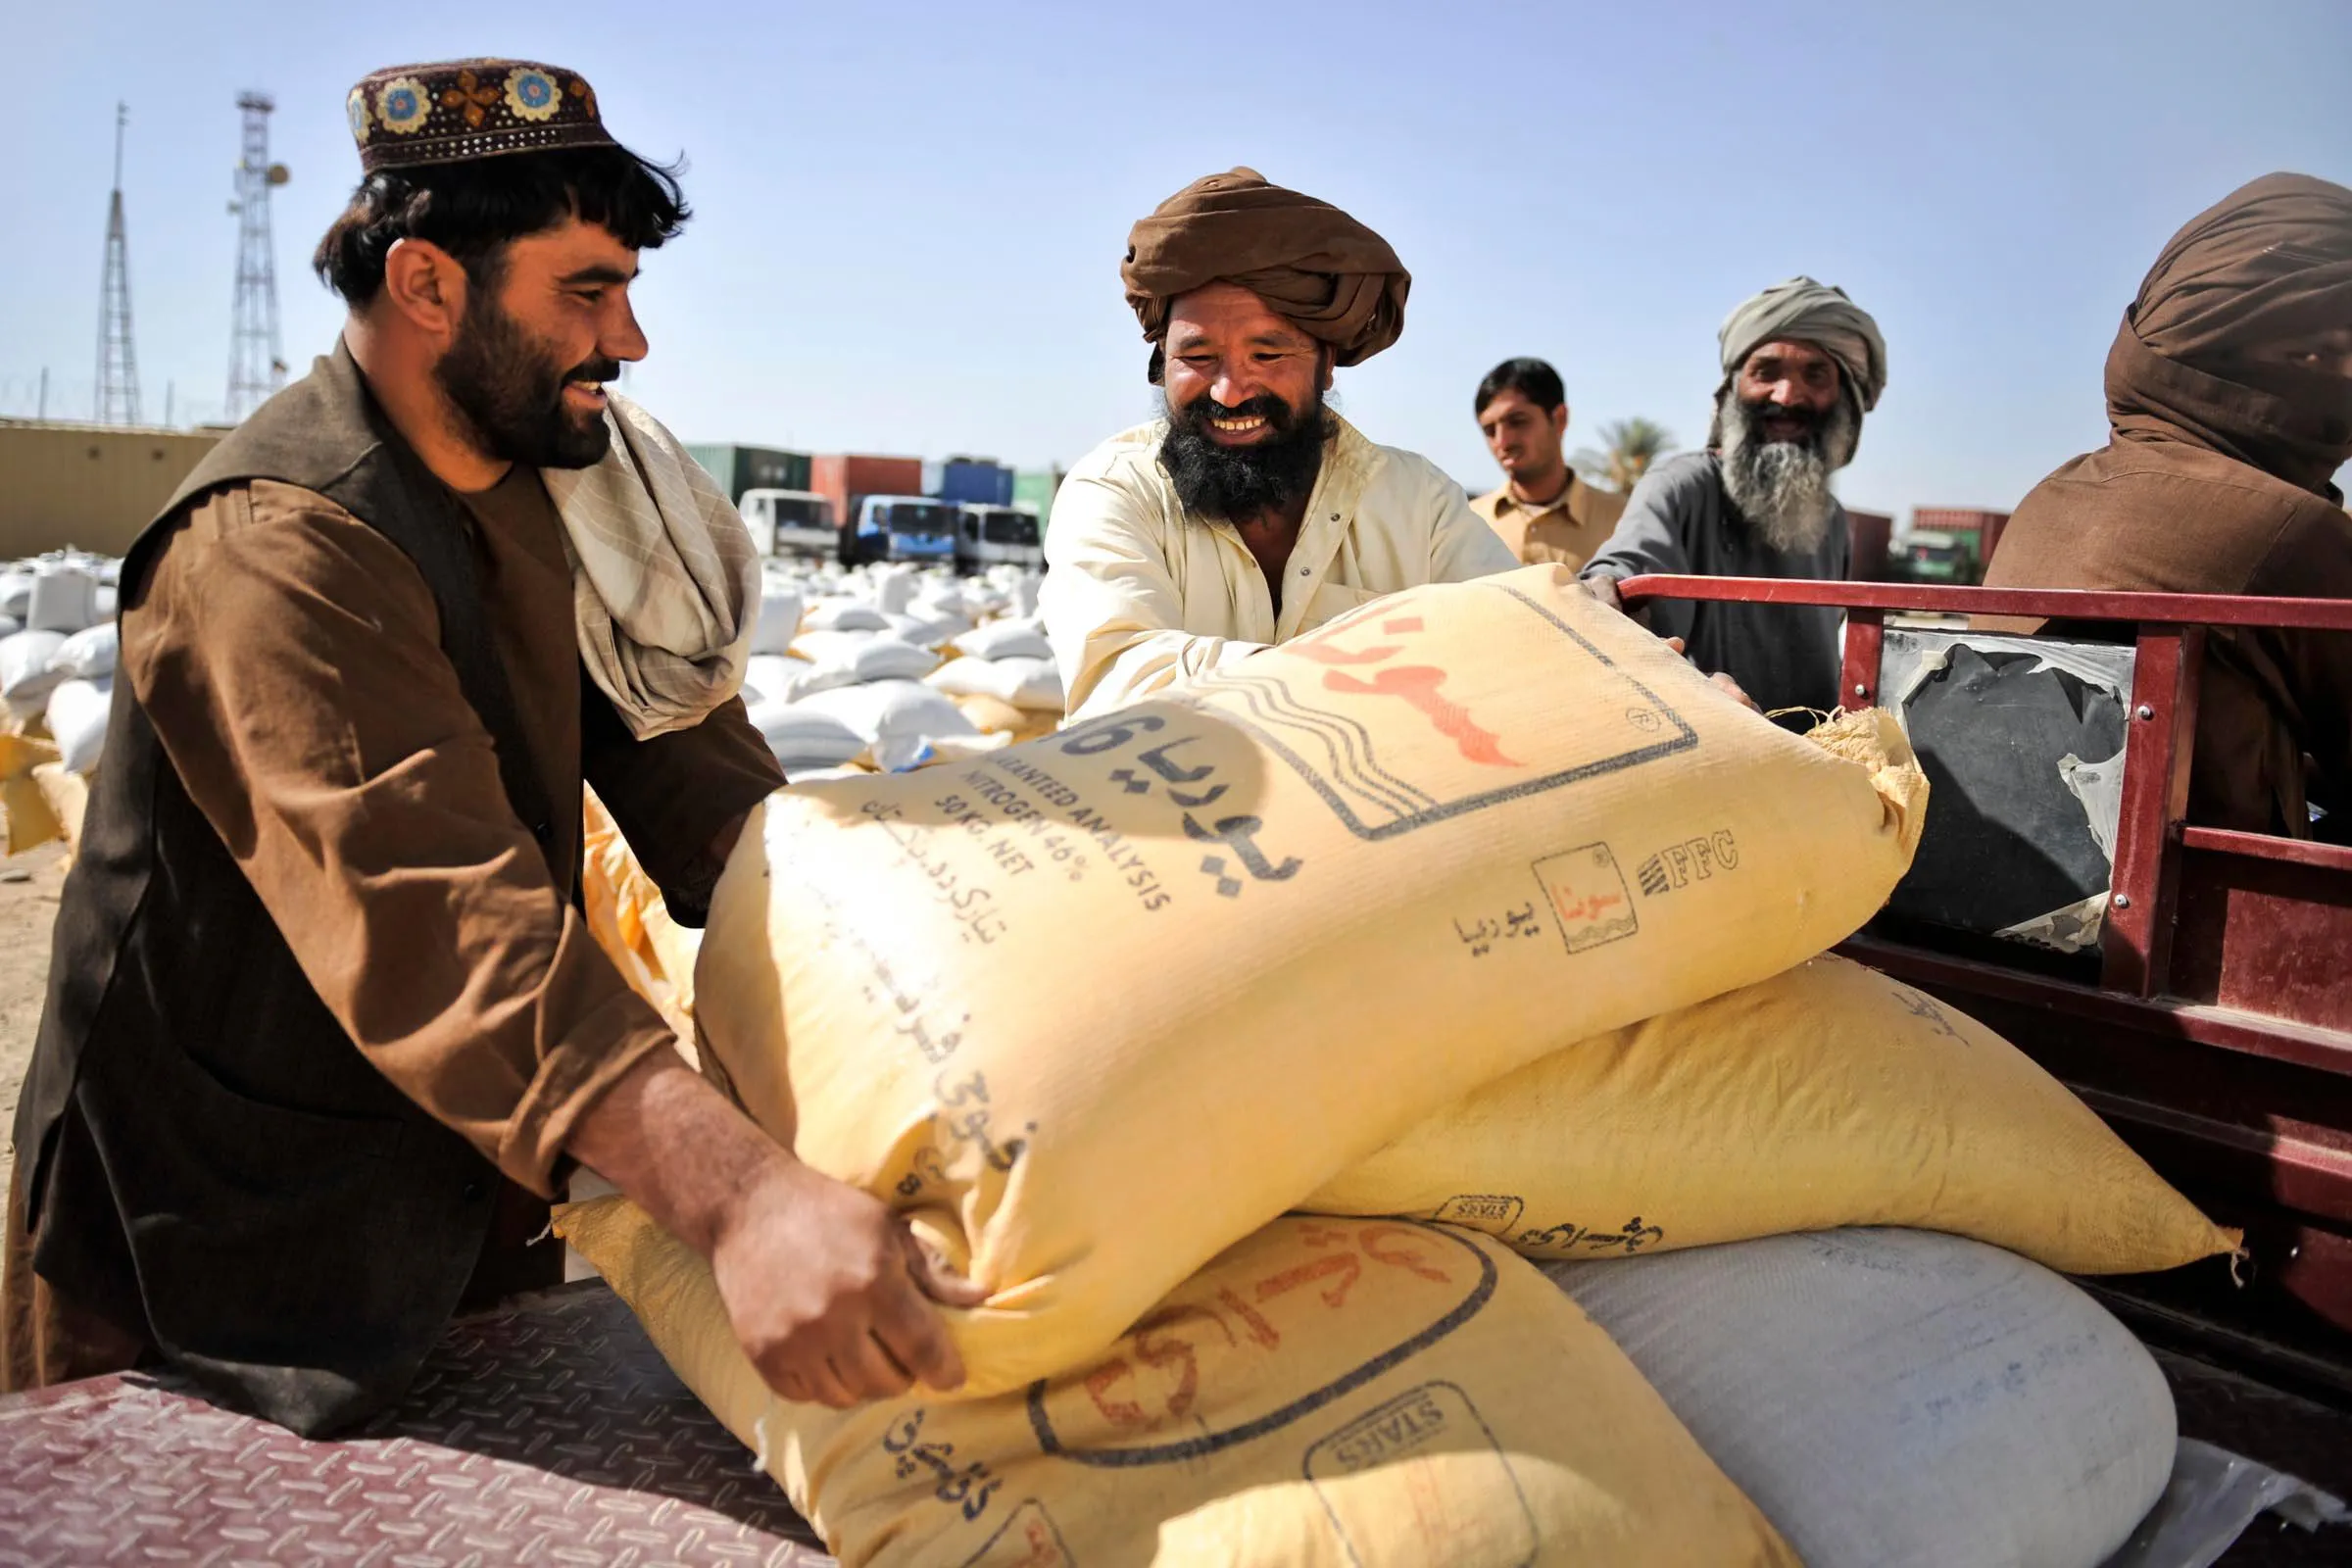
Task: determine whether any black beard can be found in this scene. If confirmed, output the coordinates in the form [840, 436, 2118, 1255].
[1158, 390, 1331, 522]
[434, 289, 616, 470]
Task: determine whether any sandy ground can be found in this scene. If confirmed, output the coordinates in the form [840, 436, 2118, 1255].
[0, 843, 69, 1197]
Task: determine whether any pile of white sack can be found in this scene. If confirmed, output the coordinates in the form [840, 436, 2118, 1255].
[0, 552, 122, 778]
[741, 559, 1058, 776]
[0, 550, 1062, 858]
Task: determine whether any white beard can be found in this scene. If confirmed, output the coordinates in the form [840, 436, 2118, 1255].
[1717, 392, 1858, 556]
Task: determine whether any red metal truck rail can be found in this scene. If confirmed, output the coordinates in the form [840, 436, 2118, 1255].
[1619, 574, 2352, 1397]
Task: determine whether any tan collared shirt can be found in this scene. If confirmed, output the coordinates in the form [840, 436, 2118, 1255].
[1470, 473, 1630, 569]
[1041, 415, 1520, 720]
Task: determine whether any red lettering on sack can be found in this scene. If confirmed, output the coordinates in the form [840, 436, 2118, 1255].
[1317, 664, 1522, 767]
[1253, 1250, 1364, 1309]
[1357, 1223, 1456, 1283]
[1290, 619, 1521, 768]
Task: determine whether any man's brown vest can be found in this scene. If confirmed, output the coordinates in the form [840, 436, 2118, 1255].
[12, 344, 576, 1436]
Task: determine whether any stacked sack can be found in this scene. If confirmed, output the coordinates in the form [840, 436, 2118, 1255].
[569, 564, 2235, 1567]
[740, 559, 1054, 776]
[925, 615, 1063, 744]
[0, 550, 122, 861]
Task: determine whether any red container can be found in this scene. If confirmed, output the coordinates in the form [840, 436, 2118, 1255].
[810, 453, 925, 540]
[1845, 510, 1894, 581]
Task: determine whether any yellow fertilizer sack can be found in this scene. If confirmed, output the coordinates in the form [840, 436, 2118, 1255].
[698, 564, 1929, 1393]
[0, 732, 62, 855]
[1310, 953, 2235, 1274]
[30, 762, 84, 863]
[580, 789, 704, 1046]
[557, 1198, 1795, 1568]
[952, 692, 1060, 743]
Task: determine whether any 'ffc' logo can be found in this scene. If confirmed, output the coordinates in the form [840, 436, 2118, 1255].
[1636, 830, 1740, 896]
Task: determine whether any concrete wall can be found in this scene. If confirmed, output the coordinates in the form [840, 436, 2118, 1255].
[0, 420, 223, 559]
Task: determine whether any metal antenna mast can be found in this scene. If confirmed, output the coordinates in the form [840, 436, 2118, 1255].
[95, 102, 141, 425]
[226, 91, 290, 422]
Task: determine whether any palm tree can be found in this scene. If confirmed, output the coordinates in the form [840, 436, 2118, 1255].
[1572, 417, 1677, 495]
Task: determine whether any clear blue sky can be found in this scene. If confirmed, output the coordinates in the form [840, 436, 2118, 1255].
[9, 1, 2348, 518]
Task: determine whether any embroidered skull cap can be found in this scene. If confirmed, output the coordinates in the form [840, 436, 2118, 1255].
[346, 60, 614, 173]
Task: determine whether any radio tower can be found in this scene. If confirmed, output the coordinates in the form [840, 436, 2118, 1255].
[95, 102, 141, 426]
[226, 92, 290, 422]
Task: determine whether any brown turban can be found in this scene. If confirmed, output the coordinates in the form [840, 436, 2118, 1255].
[2107, 172, 2352, 495]
[1121, 168, 1410, 383]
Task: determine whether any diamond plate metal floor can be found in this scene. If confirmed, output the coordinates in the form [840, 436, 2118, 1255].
[0, 1280, 835, 1566]
[5, 1279, 2344, 1564]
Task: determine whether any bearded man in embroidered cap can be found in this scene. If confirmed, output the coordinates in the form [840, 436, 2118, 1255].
[2, 60, 979, 1434]
[1582, 277, 1888, 719]
[1041, 168, 1517, 719]
[1984, 173, 2352, 840]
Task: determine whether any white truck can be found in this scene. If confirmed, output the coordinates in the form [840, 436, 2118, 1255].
[736, 488, 838, 559]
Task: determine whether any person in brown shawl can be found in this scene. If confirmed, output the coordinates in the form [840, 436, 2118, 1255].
[1984, 172, 2352, 840]
[1040, 168, 1516, 718]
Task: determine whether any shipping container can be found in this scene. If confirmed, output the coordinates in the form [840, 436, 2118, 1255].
[1013, 467, 1064, 532]
[1845, 509, 1894, 582]
[930, 457, 1014, 508]
[810, 454, 926, 564]
[684, 443, 811, 504]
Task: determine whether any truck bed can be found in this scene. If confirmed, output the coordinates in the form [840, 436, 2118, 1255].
[0, 1277, 2343, 1564]
[0, 1279, 831, 1565]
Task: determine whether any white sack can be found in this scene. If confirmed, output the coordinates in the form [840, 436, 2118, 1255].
[0, 631, 70, 703]
[48, 623, 118, 681]
[749, 586, 807, 657]
[27, 566, 96, 634]
[871, 564, 917, 614]
[1546, 1229, 2177, 1568]
[951, 618, 1052, 662]
[791, 678, 977, 771]
[46, 678, 113, 774]
[747, 699, 867, 771]
[743, 654, 825, 706]
[884, 610, 972, 649]
[801, 599, 891, 633]
[788, 630, 937, 685]
[925, 655, 1063, 710]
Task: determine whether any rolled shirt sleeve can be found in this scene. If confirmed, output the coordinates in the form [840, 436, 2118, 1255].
[122, 482, 682, 1197]
[1577, 460, 1706, 646]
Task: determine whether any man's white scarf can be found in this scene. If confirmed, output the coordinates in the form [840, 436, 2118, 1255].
[541, 393, 759, 739]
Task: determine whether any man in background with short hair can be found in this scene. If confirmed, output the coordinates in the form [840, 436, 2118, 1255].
[1469, 357, 1627, 569]
[1581, 277, 1887, 719]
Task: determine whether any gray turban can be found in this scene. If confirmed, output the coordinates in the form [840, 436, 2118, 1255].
[1716, 276, 1888, 415]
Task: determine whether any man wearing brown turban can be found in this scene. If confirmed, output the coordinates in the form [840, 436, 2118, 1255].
[1984, 172, 2352, 840]
[1042, 169, 1515, 719]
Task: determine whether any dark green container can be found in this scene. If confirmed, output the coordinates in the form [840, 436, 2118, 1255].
[686, 443, 813, 504]
[1013, 468, 1063, 532]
